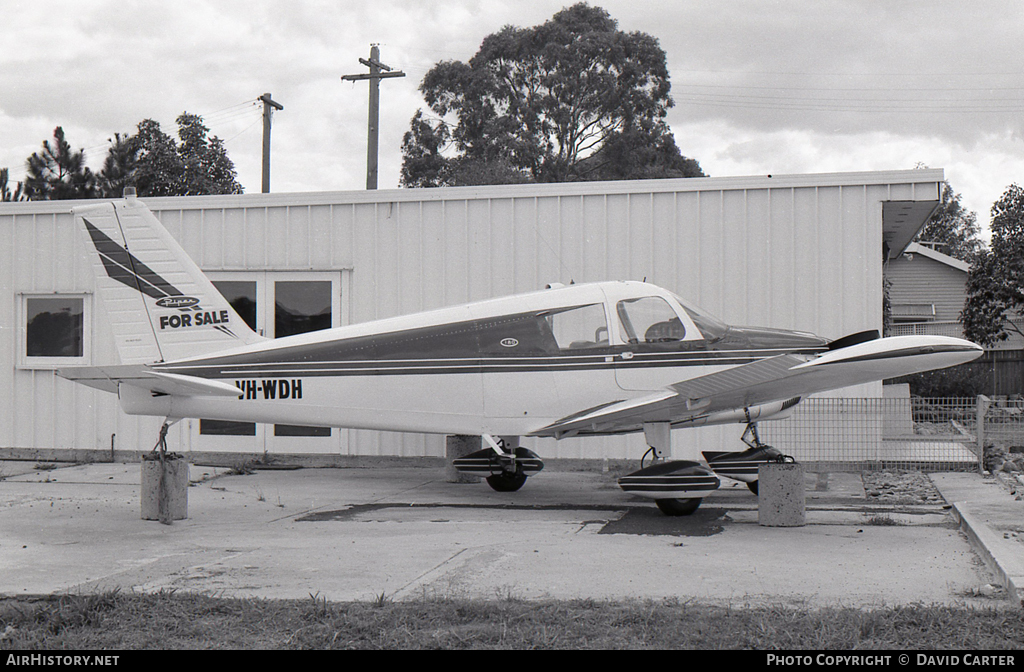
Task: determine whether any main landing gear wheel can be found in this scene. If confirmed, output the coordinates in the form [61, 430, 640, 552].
[618, 424, 719, 517]
[486, 468, 528, 492]
[655, 498, 703, 516]
[451, 439, 544, 492]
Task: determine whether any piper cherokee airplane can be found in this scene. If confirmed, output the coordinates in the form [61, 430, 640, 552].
[59, 196, 983, 516]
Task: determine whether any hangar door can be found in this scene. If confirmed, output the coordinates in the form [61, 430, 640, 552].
[192, 271, 345, 454]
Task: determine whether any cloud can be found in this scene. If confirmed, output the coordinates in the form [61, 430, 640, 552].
[1, 0, 1021, 230]
[654, 0, 1024, 145]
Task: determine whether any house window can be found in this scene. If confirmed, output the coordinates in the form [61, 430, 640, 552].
[20, 295, 89, 367]
[891, 303, 936, 323]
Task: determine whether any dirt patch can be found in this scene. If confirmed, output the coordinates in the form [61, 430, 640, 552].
[597, 506, 729, 537]
[862, 470, 945, 505]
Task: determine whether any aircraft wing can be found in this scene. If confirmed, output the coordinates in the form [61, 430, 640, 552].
[530, 335, 983, 437]
[58, 365, 242, 398]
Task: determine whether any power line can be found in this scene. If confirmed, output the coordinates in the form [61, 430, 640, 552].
[676, 90, 1024, 106]
[673, 68, 1024, 77]
[675, 94, 1024, 114]
[72, 99, 264, 161]
[677, 82, 1024, 94]
[221, 116, 263, 144]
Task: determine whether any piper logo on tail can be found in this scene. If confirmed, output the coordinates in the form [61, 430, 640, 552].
[156, 296, 200, 309]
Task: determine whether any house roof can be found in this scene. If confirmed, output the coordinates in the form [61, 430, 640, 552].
[901, 242, 970, 273]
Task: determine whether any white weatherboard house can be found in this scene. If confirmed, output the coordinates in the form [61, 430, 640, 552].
[0, 169, 944, 464]
[889, 241, 1024, 350]
[888, 242, 972, 340]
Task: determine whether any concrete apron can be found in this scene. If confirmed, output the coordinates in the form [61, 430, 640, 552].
[0, 462, 1008, 608]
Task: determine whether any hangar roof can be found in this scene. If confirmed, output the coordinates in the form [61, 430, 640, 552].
[882, 200, 942, 261]
[0, 168, 943, 258]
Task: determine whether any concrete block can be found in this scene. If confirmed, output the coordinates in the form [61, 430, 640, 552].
[141, 454, 188, 523]
[445, 435, 482, 483]
[758, 462, 806, 527]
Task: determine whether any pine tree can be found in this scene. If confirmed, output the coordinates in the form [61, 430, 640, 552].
[23, 127, 96, 200]
[0, 167, 25, 202]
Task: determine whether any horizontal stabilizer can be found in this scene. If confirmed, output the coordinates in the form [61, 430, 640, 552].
[58, 365, 241, 398]
[141, 371, 243, 397]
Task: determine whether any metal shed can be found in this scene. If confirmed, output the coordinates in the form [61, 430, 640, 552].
[0, 169, 944, 463]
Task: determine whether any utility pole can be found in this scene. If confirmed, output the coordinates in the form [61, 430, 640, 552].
[259, 93, 284, 193]
[341, 44, 405, 189]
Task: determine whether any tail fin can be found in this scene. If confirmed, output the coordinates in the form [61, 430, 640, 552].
[73, 195, 265, 364]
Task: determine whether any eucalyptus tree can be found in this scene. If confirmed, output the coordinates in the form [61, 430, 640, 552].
[0, 167, 25, 202]
[401, 3, 703, 187]
[961, 184, 1024, 346]
[914, 181, 982, 262]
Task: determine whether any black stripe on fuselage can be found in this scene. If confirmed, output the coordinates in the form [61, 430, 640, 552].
[157, 308, 828, 378]
[158, 350, 823, 379]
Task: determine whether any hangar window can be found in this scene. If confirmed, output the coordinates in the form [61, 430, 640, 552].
[545, 304, 609, 350]
[20, 294, 90, 367]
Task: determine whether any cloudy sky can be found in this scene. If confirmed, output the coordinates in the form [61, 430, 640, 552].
[3, 0, 1022, 235]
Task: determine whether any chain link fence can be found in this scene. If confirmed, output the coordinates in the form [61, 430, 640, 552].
[759, 394, 1024, 473]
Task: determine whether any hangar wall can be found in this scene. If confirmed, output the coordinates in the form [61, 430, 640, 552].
[0, 170, 944, 462]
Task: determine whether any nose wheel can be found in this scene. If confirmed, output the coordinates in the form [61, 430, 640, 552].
[702, 421, 796, 496]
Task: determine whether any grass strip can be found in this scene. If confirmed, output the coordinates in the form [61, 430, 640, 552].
[1, 590, 1021, 649]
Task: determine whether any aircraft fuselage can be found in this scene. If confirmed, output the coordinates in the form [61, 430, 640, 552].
[122, 281, 828, 436]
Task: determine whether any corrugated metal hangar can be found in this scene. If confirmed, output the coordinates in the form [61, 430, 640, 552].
[0, 169, 944, 463]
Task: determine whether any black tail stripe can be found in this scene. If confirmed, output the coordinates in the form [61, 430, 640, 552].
[83, 218, 184, 300]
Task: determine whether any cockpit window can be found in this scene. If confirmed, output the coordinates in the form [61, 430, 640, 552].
[616, 296, 685, 344]
[670, 292, 730, 342]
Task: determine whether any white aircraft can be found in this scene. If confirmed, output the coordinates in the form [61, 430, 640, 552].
[60, 196, 983, 515]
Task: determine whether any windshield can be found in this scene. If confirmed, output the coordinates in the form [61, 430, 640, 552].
[670, 293, 730, 342]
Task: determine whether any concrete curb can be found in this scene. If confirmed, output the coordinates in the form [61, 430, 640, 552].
[948, 502, 1024, 607]
[0, 448, 638, 472]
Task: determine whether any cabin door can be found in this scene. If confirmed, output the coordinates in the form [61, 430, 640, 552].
[612, 295, 704, 391]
